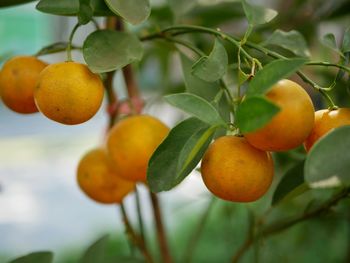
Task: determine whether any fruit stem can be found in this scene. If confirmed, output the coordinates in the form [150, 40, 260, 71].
[149, 192, 173, 263]
[135, 185, 146, 244]
[66, 23, 80, 62]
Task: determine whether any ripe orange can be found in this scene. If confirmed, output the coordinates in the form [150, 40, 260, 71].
[77, 148, 135, 204]
[244, 79, 315, 151]
[107, 115, 169, 182]
[201, 136, 274, 202]
[304, 108, 350, 151]
[0, 56, 47, 114]
[35, 62, 104, 125]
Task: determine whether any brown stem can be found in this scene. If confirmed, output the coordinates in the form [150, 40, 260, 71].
[149, 192, 173, 263]
[120, 204, 154, 263]
[231, 188, 350, 263]
[122, 64, 140, 99]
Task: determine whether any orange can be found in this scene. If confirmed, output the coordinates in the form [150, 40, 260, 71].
[77, 148, 135, 204]
[107, 115, 169, 182]
[244, 79, 315, 151]
[35, 62, 104, 125]
[201, 136, 274, 202]
[0, 56, 47, 114]
[304, 108, 350, 151]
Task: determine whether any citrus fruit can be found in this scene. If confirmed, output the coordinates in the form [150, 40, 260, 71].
[77, 148, 135, 204]
[35, 62, 104, 125]
[107, 115, 169, 182]
[304, 108, 350, 151]
[0, 56, 47, 114]
[244, 79, 315, 151]
[201, 136, 274, 202]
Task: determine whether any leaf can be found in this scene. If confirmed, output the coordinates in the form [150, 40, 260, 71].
[104, 0, 151, 25]
[83, 30, 143, 73]
[169, 0, 197, 18]
[164, 93, 225, 126]
[35, 42, 75, 56]
[305, 126, 350, 188]
[180, 54, 220, 101]
[8, 252, 53, 263]
[36, 0, 113, 16]
[272, 161, 309, 205]
[263, 29, 310, 57]
[341, 26, 350, 54]
[0, 0, 35, 7]
[192, 39, 228, 82]
[322, 33, 344, 57]
[80, 235, 109, 263]
[147, 118, 216, 192]
[241, 0, 277, 26]
[246, 58, 307, 96]
[236, 96, 280, 133]
[78, 0, 93, 25]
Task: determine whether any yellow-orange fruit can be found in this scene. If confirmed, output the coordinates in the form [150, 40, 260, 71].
[35, 62, 104, 125]
[107, 115, 169, 182]
[77, 148, 135, 204]
[304, 108, 350, 151]
[0, 56, 47, 113]
[244, 79, 315, 152]
[201, 136, 274, 202]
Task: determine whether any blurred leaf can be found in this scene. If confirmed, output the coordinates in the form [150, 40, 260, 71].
[110, 258, 145, 263]
[272, 161, 309, 205]
[83, 30, 143, 73]
[341, 26, 350, 54]
[192, 39, 228, 82]
[148, 118, 216, 192]
[246, 58, 307, 96]
[236, 96, 280, 133]
[78, 0, 93, 25]
[169, 0, 197, 19]
[263, 29, 310, 57]
[36, 0, 113, 16]
[35, 42, 77, 56]
[80, 235, 108, 263]
[305, 126, 350, 187]
[241, 0, 277, 26]
[322, 33, 344, 57]
[180, 54, 220, 101]
[104, 0, 151, 25]
[8, 252, 53, 263]
[0, 0, 35, 7]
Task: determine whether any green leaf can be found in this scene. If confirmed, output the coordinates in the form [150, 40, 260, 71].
[80, 235, 109, 263]
[78, 0, 93, 25]
[263, 29, 310, 57]
[305, 126, 350, 187]
[246, 58, 307, 96]
[0, 0, 35, 7]
[236, 96, 280, 133]
[180, 54, 220, 101]
[104, 0, 151, 25]
[192, 39, 228, 82]
[8, 252, 53, 263]
[272, 161, 309, 205]
[169, 0, 197, 18]
[36, 0, 113, 16]
[322, 33, 344, 57]
[147, 118, 216, 192]
[35, 42, 75, 56]
[164, 93, 225, 126]
[341, 26, 350, 53]
[241, 0, 277, 26]
[83, 30, 143, 73]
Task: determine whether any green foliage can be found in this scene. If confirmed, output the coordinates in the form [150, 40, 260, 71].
[322, 33, 344, 58]
[236, 96, 280, 133]
[83, 30, 143, 73]
[263, 30, 310, 57]
[0, 0, 35, 7]
[8, 252, 53, 263]
[241, 0, 277, 26]
[246, 58, 307, 96]
[148, 118, 215, 192]
[305, 126, 350, 187]
[192, 39, 228, 82]
[341, 26, 350, 53]
[164, 93, 226, 126]
[79, 235, 109, 263]
[78, 0, 93, 25]
[104, 0, 151, 25]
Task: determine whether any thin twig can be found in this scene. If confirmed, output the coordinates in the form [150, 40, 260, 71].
[135, 185, 146, 244]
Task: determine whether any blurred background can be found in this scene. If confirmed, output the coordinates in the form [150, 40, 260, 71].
[1, 0, 350, 262]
